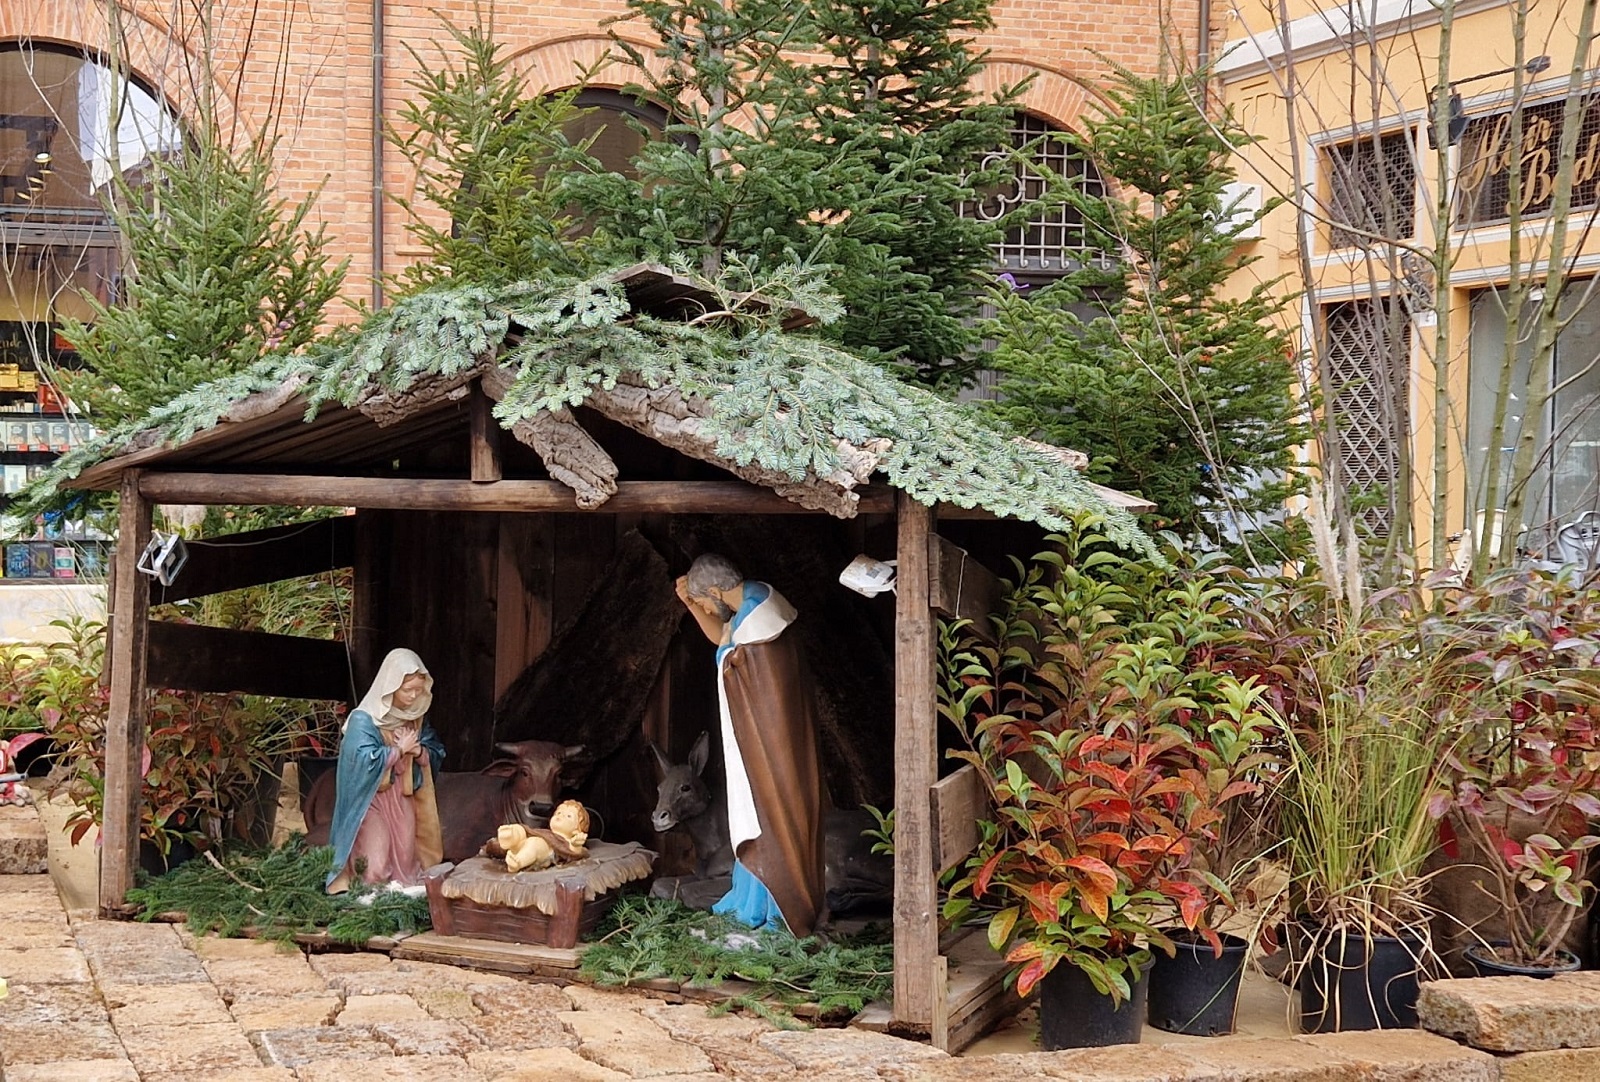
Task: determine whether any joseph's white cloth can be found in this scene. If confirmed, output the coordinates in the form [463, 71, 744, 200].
[716, 587, 798, 851]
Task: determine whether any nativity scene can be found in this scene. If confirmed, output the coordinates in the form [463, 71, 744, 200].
[41, 264, 1152, 1048]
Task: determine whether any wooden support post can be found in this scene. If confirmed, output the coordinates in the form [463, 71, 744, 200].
[102, 470, 151, 911]
[892, 491, 939, 1028]
[469, 383, 502, 483]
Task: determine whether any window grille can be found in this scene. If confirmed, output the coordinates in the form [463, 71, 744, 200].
[963, 112, 1107, 275]
[1324, 299, 1411, 536]
[1323, 131, 1416, 249]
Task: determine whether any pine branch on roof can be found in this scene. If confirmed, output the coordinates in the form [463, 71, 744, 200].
[27, 264, 1155, 558]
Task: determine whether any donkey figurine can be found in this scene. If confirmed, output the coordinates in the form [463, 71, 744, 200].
[647, 731, 892, 916]
[647, 731, 734, 878]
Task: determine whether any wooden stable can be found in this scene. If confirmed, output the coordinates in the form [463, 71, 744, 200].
[69, 269, 1152, 1050]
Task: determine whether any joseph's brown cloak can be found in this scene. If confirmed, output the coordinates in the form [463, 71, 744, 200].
[723, 632, 826, 937]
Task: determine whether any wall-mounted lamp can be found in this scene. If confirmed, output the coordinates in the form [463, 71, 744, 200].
[1429, 55, 1553, 148]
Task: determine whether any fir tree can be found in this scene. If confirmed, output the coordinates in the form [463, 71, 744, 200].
[59, 126, 344, 426]
[388, 18, 602, 290]
[986, 65, 1306, 553]
[572, 0, 1024, 389]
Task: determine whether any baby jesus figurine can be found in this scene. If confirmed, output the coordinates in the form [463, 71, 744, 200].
[486, 800, 591, 873]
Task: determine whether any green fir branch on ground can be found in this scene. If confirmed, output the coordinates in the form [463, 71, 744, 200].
[580, 896, 892, 1018]
[125, 836, 430, 946]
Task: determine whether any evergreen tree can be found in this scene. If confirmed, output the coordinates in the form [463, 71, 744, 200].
[986, 65, 1305, 552]
[59, 126, 345, 425]
[388, 20, 601, 289]
[572, 0, 1025, 389]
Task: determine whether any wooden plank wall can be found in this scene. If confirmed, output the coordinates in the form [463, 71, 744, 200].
[358, 510, 620, 772]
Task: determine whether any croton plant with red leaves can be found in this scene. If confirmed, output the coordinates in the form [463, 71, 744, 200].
[940, 527, 1276, 1004]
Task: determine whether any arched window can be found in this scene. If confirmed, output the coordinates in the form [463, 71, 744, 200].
[964, 112, 1108, 284]
[561, 89, 668, 177]
[0, 42, 181, 351]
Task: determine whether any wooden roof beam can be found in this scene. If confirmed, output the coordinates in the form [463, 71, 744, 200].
[136, 472, 899, 515]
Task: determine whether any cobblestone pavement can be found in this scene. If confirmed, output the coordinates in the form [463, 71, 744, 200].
[0, 871, 960, 1082]
[0, 867, 1509, 1082]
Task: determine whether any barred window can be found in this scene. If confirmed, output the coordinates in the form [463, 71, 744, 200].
[963, 112, 1107, 279]
[1323, 130, 1417, 249]
[1324, 298, 1411, 536]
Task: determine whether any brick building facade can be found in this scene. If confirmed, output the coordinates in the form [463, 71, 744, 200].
[3, 0, 1200, 308]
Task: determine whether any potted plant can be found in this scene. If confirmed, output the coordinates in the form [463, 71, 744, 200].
[1277, 588, 1457, 1033]
[1145, 669, 1281, 1037]
[941, 523, 1259, 1049]
[1425, 568, 1600, 976]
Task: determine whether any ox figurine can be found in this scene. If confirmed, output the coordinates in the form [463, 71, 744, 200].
[647, 732, 893, 916]
[305, 739, 585, 864]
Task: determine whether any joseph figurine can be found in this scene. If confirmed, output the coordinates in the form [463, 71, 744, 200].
[677, 554, 826, 937]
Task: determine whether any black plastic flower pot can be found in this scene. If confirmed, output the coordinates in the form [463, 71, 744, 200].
[1297, 925, 1424, 1033]
[1147, 933, 1249, 1036]
[1464, 942, 1582, 978]
[1038, 959, 1150, 1049]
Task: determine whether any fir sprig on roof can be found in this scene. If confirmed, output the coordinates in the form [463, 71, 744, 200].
[28, 261, 1154, 558]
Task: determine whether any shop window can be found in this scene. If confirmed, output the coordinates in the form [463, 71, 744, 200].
[0, 42, 181, 354]
[1468, 287, 1600, 556]
[1322, 130, 1417, 249]
[1324, 297, 1411, 536]
[1, 42, 181, 544]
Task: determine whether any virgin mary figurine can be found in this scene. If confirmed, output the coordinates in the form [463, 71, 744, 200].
[326, 648, 447, 894]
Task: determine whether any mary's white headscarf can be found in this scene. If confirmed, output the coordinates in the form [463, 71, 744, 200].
[351, 648, 434, 730]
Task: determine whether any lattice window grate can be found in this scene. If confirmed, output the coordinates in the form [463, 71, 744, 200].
[962, 113, 1107, 274]
[1325, 299, 1411, 536]
[1323, 131, 1417, 249]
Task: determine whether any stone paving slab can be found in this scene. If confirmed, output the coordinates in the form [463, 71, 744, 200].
[0, 945, 91, 983]
[117, 1019, 268, 1075]
[334, 992, 430, 1025]
[0, 918, 75, 950]
[0, 1060, 142, 1082]
[562, 1007, 717, 1076]
[1297, 1029, 1499, 1081]
[230, 994, 344, 1032]
[758, 1029, 947, 1072]
[158, 1069, 297, 1082]
[468, 1047, 634, 1081]
[0, 1021, 125, 1066]
[102, 978, 236, 1026]
[292, 1054, 482, 1082]
[0, 979, 108, 1025]
[1498, 1046, 1600, 1082]
[371, 1018, 484, 1057]
[1419, 974, 1600, 1052]
[415, 985, 481, 1019]
[207, 955, 333, 1000]
[469, 1006, 581, 1050]
[0, 804, 48, 874]
[253, 1025, 397, 1068]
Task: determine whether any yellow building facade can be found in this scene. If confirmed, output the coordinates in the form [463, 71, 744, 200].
[1218, 0, 1600, 569]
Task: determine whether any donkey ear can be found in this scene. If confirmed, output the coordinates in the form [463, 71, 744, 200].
[646, 741, 671, 778]
[688, 731, 711, 775]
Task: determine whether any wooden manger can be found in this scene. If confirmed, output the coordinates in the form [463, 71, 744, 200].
[423, 841, 656, 949]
